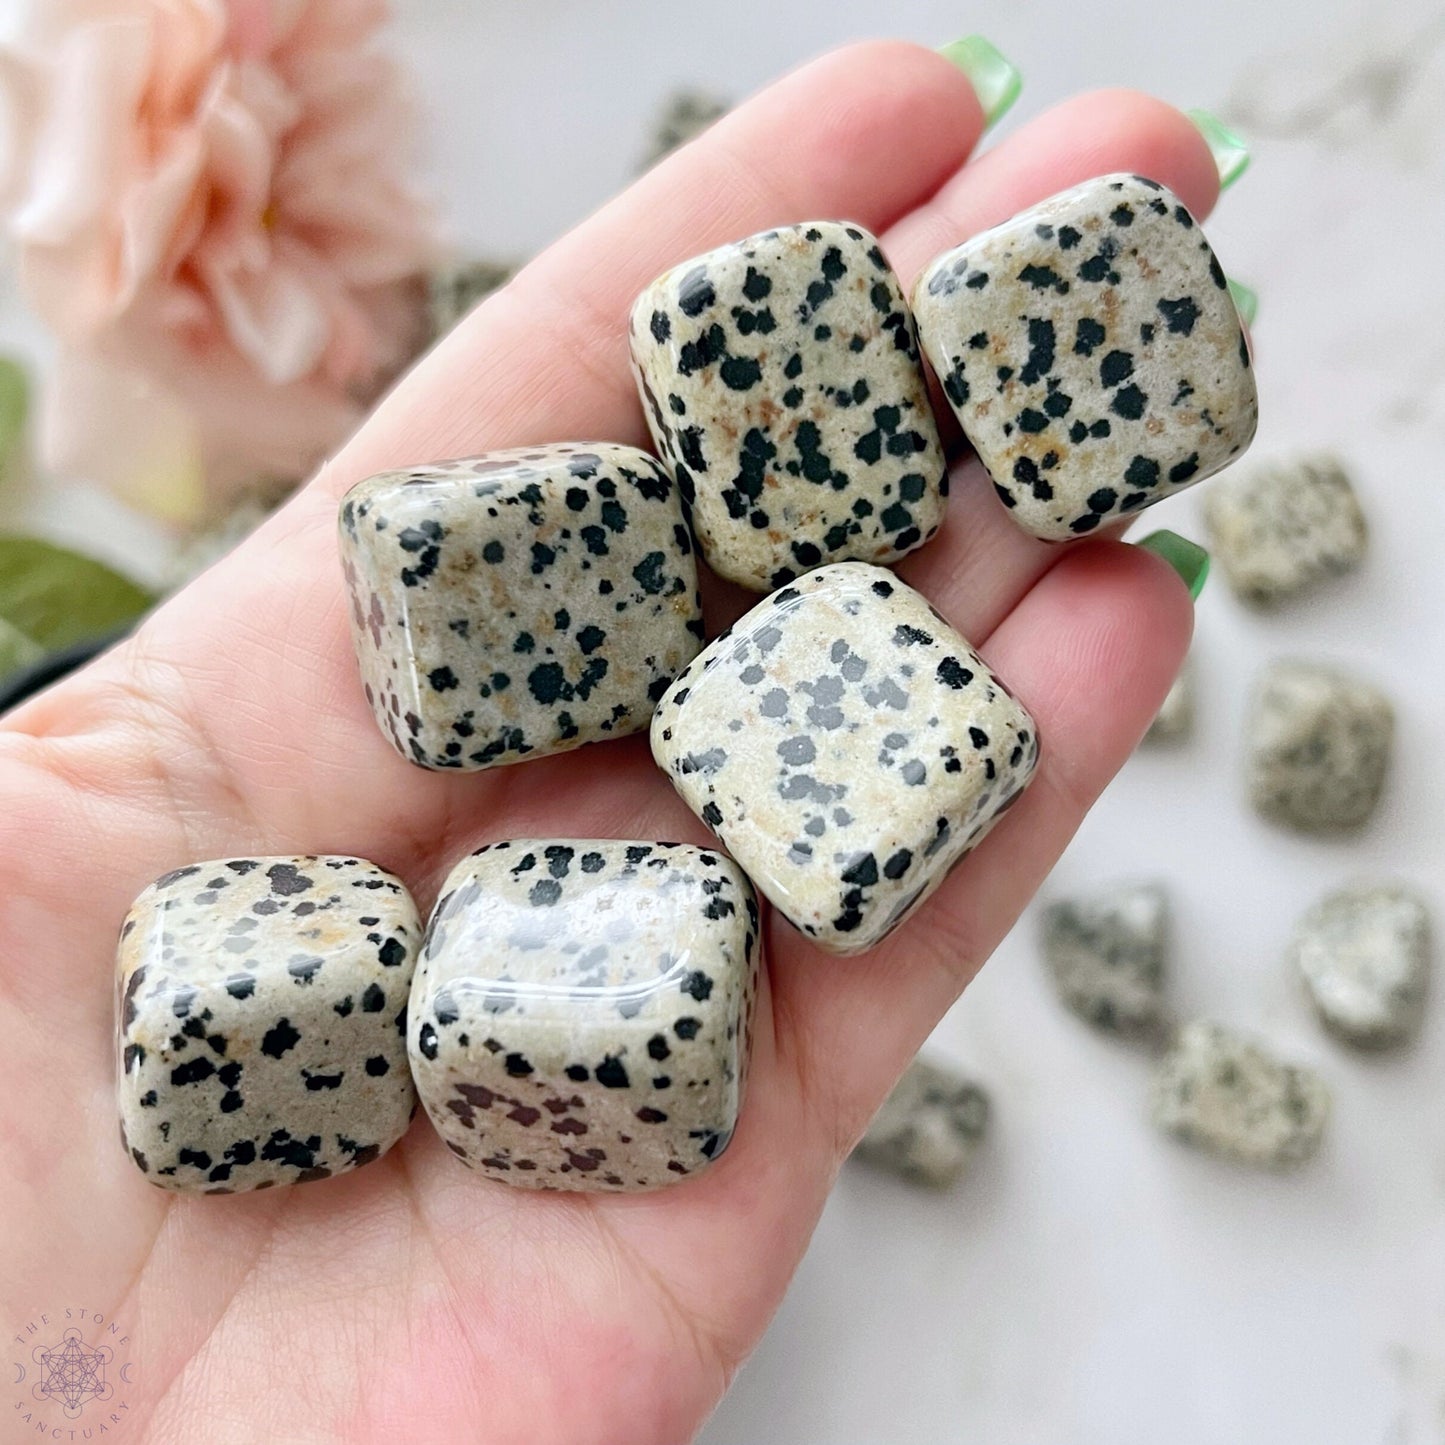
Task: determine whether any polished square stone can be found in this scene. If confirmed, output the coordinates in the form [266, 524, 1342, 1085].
[409, 840, 760, 1192]
[1151, 1020, 1329, 1169]
[1290, 882, 1430, 1050]
[1204, 453, 1367, 607]
[630, 221, 947, 590]
[1247, 660, 1394, 833]
[116, 857, 420, 1193]
[1040, 880, 1169, 1038]
[340, 442, 703, 771]
[651, 562, 1039, 955]
[913, 173, 1258, 540]
[852, 1055, 990, 1189]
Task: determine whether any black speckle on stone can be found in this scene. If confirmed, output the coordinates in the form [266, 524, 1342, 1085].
[266, 863, 312, 896]
[1157, 295, 1201, 335]
[260, 1018, 301, 1058]
[595, 1055, 630, 1088]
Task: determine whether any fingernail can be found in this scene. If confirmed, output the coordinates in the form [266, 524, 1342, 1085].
[1227, 277, 1258, 326]
[939, 36, 1022, 131]
[1138, 530, 1210, 601]
[1187, 108, 1251, 191]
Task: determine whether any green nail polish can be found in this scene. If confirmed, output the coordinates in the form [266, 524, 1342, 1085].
[1139, 530, 1210, 601]
[1187, 108, 1251, 191]
[939, 35, 1022, 131]
[1227, 278, 1258, 326]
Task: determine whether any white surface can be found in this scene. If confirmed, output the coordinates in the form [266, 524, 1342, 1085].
[8, 0, 1445, 1439]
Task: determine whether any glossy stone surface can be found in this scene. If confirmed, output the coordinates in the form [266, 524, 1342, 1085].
[116, 857, 420, 1193]
[852, 1055, 990, 1189]
[1204, 454, 1366, 607]
[1290, 883, 1430, 1050]
[913, 173, 1258, 541]
[340, 443, 703, 771]
[1151, 1021, 1329, 1169]
[1247, 660, 1394, 833]
[630, 221, 946, 591]
[651, 562, 1039, 955]
[1040, 881, 1169, 1038]
[409, 840, 760, 1192]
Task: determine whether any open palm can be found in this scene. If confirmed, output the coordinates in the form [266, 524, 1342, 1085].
[0, 42, 1216, 1444]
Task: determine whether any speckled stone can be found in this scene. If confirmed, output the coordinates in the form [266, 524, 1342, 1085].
[340, 442, 703, 771]
[630, 221, 947, 591]
[651, 562, 1039, 955]
[1040, 881, 1169, 1038]
[638, 90, 729, 170]
[1204, 454, 1366, 607]
[852, 1055, 989, 1189]
[1290, 883, 1430, 1050]
[426, 258, 517, 340]
[913, 173, 1258, 541]
[409, 840, 760, 1192]
[116, 857, 420, 1194]
[1143, 655, 1194, 745]
[1150, 1021, 1329, 1169]
[1247, 660, 1394, 833]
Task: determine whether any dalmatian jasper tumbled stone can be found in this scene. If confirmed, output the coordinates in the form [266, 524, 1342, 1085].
[1151, 1021, 1329, 1169]
[1143, 653, 1194, 745]
[630, 221, 947, 591]
[852, 1055, 990, 1189]
[1247, 660, 1394, 833]
[409, 840, 760, 1191]
[1040, 880, 1170, 1039]
[1289, 882, 1430, 1050]
[913, 173, 1258, 540]
[651, 562, 1040, 955]
[340, 442, 703, 771]
[116, 857, 420, 1193]
[1204, 454, 1367, 607]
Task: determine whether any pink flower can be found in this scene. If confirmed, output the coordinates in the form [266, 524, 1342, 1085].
[0, 0, 440, 522]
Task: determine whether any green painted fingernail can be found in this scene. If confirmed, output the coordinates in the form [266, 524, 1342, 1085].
[1139, 530, 1210, 601]
[1187, 108, 1251, 191]
[939, 35, 1022, 131]
[1227, 278, 1258, 326]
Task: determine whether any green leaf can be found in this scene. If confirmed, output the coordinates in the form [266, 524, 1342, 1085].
[0, 357, 29, 476]
[0, 535, 153, 650]
[0, 613, 44, 681]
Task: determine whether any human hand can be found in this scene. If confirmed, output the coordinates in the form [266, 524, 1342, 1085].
[0, 41, 1218, 1444]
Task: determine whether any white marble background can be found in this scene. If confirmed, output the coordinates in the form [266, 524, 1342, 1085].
[5, 0, 1445, 1439]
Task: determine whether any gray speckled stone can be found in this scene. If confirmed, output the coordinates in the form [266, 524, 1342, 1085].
[1151, 1021, 1329, 1169]
[638, 90, 729, 170]
[630, 221, 946, 591]
[340, 442, 703, 771]
[426, 258, 517, 340]
[651, 562, 1039, 955]
[852, 1055, 989, 1189]
[116, 857, 419, 1194]
[1204, 454, 1366, 607]
[409, 840, 760, 1192]
[1040, 881, 1169, 1038]
[1247, 660, 1394, 833]
[913, 173, 1258, 541]
[1143, 656, 1194, 745]
[1290, 883, 1430, 1050]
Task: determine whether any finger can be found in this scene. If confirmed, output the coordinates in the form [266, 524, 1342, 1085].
[316, 40, 988, 490]
[886, 87, 1221, 286]
[774, 541, 1195, 1154]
